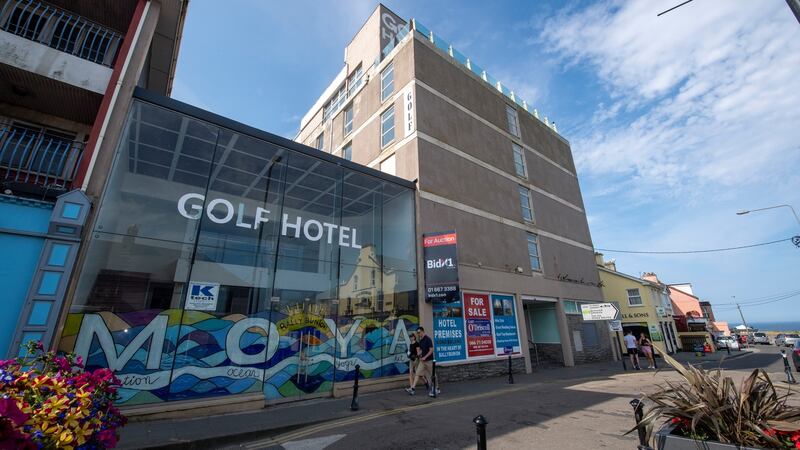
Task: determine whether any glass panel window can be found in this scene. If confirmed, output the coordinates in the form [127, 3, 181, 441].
[47, 243, 71, 267]
[563, 300, 579, 314]
[62, 202, 81, 219]
[381, 106, 395, 148]
[343, 104, 354, 135]
[342, 143, 352, 161]
[527, 233, 540, 271]
[28, 301, 52, 326]
[512, 143, 526, 177]
[518, 186, 533, 222]
[506, 104, 520, 137]
[38, 271, 61, 295]
[381, 62, 394, 102]
[627, 289, 643, 305]
[315, 132, 324, 151]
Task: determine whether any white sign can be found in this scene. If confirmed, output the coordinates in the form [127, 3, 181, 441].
[609, 320, 622, 332]
[185, 281, 219, 311]
[581, 303, 619, 321]
[403, 86, 415, 137]
[655, 306, 667, 317]
[177, 193, 362, 248]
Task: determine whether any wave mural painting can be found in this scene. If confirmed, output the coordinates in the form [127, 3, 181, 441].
[59, 309, 418, 405]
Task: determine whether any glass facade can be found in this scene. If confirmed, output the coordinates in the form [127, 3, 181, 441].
[59, 99, 418, 405]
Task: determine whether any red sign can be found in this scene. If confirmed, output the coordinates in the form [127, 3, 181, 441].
[423, 233, 457, 248]
[463, 292, 494, 357]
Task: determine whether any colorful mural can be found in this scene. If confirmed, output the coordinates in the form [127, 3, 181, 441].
[59, 309, 418, 405]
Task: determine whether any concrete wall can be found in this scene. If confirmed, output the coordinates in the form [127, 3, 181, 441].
[564, 314, 613, 364]
[0, 31, 112, 94]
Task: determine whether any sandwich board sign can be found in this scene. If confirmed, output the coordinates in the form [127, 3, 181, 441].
[581, 303, 619, 321]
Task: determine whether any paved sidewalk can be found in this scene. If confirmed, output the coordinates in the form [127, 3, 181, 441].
[119, 360, 630, 449]
[117, 350, 771, 450]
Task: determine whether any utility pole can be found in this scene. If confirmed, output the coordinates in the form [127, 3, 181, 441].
[733, 296, 748, 327]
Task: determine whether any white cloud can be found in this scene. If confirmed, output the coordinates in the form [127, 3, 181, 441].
[540, 0, 800, 197]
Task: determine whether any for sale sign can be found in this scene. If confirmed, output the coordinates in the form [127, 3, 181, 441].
[463, 292, 495, 357]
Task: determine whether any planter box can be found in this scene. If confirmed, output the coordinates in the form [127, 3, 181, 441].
[655, 425, 762, 450]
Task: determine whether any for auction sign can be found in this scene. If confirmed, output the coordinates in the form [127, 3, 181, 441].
[423, 231, 459, 303]
[463, 292, 495, 357]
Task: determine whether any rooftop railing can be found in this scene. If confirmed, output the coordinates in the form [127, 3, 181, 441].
[410, 19, 559, 135]
[0, 0, 123, 67]
[0, 123, 84, 191]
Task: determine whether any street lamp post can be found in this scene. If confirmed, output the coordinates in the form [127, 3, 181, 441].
[736, 204, 800, 230]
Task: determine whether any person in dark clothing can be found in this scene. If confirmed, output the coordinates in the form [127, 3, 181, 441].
[406, 327, 438, 396]
[406, 333, 421, 389]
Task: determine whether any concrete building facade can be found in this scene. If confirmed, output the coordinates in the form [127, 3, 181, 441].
[297, 5, 612, 376]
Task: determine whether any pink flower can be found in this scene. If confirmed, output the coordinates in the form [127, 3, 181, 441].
[53, 356, 71, 373]
[0, 397, 29, 427]
[97, 429, 118, 448]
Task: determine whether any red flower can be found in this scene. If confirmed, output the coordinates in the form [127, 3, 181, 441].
[794, 440, 800, 449]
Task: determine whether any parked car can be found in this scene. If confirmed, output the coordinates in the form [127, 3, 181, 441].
[753, 332, 770, 345]
[792, 341, 800, 371]
[716, 336, 740, 351]
[775, 334, 800, 347]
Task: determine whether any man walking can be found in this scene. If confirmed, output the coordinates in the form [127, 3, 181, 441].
[406, 327, 437, 396]
[624, 330, 641, 370]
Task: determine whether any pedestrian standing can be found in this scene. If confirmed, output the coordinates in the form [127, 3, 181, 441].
[406, 333, 420, 390]
[406, 327, 437, 396]
[638, 333, 654, 369]
[624, 330, 641, 370]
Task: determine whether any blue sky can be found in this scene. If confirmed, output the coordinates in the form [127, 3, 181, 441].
[172, 0, 800, 325]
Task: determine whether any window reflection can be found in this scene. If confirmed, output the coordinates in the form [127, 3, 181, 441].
[63, 99, 418, 405]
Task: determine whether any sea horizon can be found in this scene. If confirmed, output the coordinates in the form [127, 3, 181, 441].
[739, 321, 800, 332]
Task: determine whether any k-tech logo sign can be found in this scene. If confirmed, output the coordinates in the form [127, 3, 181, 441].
[186, 281, 219, 311]
[423, 231, 460, 303]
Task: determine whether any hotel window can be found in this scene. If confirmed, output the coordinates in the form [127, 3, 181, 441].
[381, 105, 395, 148]
[527, 233, 541, 271]
[381, 62, 394, 102]
[506, 104, 520, 137]
[627, 288, 643, 306]
[564, 300, 580, 314]
[342, 143, 352, 161]
[512, 143, 526, 177]
[518, 186, 534, 222]
[315, 132, 324, 151]
[343, 104, 354, 135]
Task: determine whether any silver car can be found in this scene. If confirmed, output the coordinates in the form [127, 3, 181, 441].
[716, 336, 739, 350]
[776, 333, 800, 347]
[752, 332, 770, 345]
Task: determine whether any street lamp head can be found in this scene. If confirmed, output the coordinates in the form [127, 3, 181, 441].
[736, 210, 750, 215]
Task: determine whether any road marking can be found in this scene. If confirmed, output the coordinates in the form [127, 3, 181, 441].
[282, 434, 346, 450]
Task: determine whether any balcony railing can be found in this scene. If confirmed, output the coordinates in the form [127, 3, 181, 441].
[409, 19, 560, 135]
[0, 0, 123, 66]
[0, 124, 84, 192]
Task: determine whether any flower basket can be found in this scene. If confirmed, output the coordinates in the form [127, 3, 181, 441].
[629, 352, 800, 449]
[654, 424, 762, 449]
[0, 341, 126, 449]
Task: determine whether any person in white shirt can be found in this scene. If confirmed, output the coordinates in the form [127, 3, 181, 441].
[623, 330, 641, 370]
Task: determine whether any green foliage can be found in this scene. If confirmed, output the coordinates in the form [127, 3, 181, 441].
[630, 352, 800, 448]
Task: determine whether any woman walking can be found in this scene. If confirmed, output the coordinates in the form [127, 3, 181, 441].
[407, 333, 421, 389]
[639, 332, 655, 369]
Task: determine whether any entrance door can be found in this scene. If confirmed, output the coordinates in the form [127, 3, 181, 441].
[265, 287, 337, 402]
